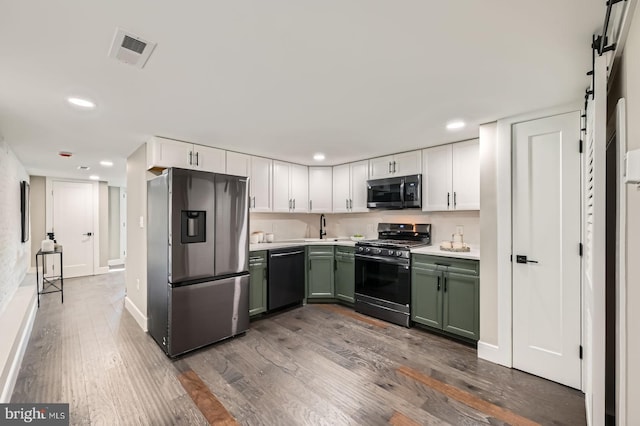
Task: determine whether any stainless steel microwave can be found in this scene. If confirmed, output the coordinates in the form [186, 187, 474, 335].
[366, 174, 421, 209]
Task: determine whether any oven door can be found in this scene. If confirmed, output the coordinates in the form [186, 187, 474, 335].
[366, 177, 403, 209]
[354, 254, 410, 306]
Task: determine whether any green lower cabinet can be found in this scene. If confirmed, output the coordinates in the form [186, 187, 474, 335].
[249, 251, 268, 316]
[411, 265, 443, 329]
[334, 247, 355, 303]
[442, 271, 479, 340]
[411, 255, 479, 341]
[307, 246, 335, 298]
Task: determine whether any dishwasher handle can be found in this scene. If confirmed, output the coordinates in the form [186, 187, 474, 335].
[270, 250, 305, 258]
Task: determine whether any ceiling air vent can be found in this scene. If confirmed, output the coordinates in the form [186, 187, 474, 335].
[108, 28, 156, 69]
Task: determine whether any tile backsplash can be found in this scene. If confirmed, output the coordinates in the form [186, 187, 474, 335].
[250, 210, 480, 246]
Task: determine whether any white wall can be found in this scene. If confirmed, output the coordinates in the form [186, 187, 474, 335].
[620, 4, 640, 422]
[29, 176, 46, 269]
[124, 144, 149, 330]
[0, 141, 30, 315]
[479, 122, 498, 346]
[108, 186, 121, 260]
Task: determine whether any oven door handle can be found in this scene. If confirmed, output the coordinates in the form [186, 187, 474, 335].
[355, 253, 410, 267]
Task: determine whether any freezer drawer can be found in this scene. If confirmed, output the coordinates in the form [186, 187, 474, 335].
[168, 274, 249, 357]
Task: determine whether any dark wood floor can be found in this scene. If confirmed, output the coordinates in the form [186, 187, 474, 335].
[12, 271, 586, 425]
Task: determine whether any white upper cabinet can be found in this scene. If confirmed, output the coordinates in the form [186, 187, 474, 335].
[308, 167, 333, 213]
[227, 152, 273, 212]
[368, 150, 422, 179]
[226, 151, 250, 177]
[451, 140, 480, 210]
[422, 139, 479, 211]
[146, 136, 225, 173]
[250, 156, 272, 212]
[272, 161, 308, 213]
[332, 160, 369, 213]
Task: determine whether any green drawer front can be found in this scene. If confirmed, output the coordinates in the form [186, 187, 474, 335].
[335, 246, 355, 255]
[412, 254, 479, 275]
[308, 245, 335, 256]
[249, 250, 267, 266]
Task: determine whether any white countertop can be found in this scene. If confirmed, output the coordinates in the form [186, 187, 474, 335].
[250, 239, 357, 252]
[251, 240, 479, 260]
[410, 245, 480, 260]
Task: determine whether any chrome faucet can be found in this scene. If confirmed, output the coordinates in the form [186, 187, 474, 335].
[320, 214, 327, 239]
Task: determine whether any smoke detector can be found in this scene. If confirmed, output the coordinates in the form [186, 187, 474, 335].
[108, 28, 156, 69]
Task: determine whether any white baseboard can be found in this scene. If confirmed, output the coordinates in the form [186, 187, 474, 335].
[108, 259, 125, 266]
[125, 297, 147, 332]
[0, 287, 37, 403]
[477, 341, 511, 367]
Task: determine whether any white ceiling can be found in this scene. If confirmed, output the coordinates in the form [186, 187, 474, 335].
[0, 1, 603, 187]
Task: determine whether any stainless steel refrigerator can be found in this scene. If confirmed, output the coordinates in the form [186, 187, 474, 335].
[147, 168, 249, 357]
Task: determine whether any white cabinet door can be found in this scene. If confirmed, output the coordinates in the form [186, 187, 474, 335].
[422, 145, 453, 211]
[309, 167, 332, 212]
[452, 139, 479, 210]
[226, 151, 250, 177]
[147, 136, 192, 170]
[195, 145, 226, 173]
[290, 164, 308, 213]
[332, 164, 351, 213]
[393, 150, 422, 176]
[350, 160, 369, 212]
[369, 155, 394, 179]
[272, 161, 291, 212]
[250, 156, 272, 212]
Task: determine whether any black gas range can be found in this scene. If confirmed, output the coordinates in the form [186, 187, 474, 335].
[354, 223, 431, 327]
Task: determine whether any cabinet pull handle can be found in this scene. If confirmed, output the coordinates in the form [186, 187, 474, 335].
[388, 162, 392, 173]
[437, 276, 441, 291]
[189, 151, 193, 166]
[454, 192, 457, 207]
[309, 200, 312, 211]
[349, 199, 353, 210]
[195, 151, 199, 166]
[444, 277, 448, 292]
[393, 161, 397, 173]
[293, 199, 296, 210]
[252, 196, 256, 208]
[346, 199, 349, 210]
[447, 192, 450, 208]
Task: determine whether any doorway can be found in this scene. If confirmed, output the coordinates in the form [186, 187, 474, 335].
[46, 179, 98, 278]
[511, 111, 582, 389]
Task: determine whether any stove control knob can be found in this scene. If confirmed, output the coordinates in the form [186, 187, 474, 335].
[373, 248, 381, 254]
[365, 248, 371, 253]
[396, 251, 403, 256]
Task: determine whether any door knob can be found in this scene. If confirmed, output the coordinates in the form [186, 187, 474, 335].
[83, 232, 93, 236]
[516, 255, 538, 264]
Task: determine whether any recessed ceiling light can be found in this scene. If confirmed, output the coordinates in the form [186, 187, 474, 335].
[313, 153, 326, 161]
[446, 120, 465, 130]
[89, 175, 100, 181]
[100, 160, 114, 167]
[67, 97, 96, 109]
[77, 166, 90, 171]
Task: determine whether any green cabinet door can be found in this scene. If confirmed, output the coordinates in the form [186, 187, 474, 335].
[249, 251, 267, 316]
[411, 264, 443, 329]
[307, 246, 334, 298]
[442, 271, 479, 340]
[334, 248, 355, 303]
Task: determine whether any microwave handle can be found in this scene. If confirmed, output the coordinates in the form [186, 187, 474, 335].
[400, 179, 405, 206]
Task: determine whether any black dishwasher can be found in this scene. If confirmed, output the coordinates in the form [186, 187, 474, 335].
[268, 247, 305, 311]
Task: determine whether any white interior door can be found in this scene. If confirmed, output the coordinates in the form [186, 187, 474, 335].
[512, 111, 582, 389]
[53, 180, 95, 278]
